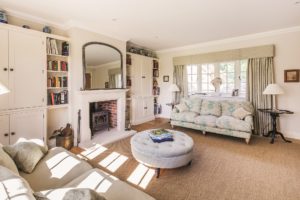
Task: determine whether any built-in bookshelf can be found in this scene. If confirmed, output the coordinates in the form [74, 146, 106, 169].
[153, 59, 162, 116]
[46, 37, 70, 108]
[125, 54, 132, 129]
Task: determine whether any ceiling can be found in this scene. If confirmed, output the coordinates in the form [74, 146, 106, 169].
[1, 0, 300, 50]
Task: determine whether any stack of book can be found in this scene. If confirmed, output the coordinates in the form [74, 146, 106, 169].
[149, 129, 174, 143]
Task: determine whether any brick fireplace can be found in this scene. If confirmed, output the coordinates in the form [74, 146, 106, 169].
[89, 100, 118, 136]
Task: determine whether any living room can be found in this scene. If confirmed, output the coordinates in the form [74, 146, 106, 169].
[0, 1, 300, 200]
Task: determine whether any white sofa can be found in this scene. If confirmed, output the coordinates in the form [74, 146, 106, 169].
[171, 97, 254, 144]
[0, 145, 155, 200]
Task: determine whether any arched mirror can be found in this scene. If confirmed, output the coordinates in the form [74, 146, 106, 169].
[83, 42, 123, 90]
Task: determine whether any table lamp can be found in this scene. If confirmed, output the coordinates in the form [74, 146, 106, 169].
[169, 84, 180, 104]
[263, 83, 284, 110]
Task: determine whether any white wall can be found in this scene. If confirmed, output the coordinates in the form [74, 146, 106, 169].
[157, 28, 300, 139]
[67, 27, 126, 139]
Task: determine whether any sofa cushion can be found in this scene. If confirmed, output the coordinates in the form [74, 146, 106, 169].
[221, 101, 254, 116]
[200, 100, 221, 116]
[20, 147, 93, 192]
[171, 111, 199, 123]
[34, 188, 107, 200]
[0, 145, 19, 175]
[194, 115, 218, 127]
[175, 102, 189, 112]
[63, 168, 155, 200]
[216, 116, 252, 132]
[0, 165, 35, 200]
[3, 142, 46, 174]
[183, 98, 202, 113]
[232, 107, 252, 120]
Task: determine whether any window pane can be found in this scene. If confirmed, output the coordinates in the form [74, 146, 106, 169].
[187, 65, 192, 74]
[202, 83, 208, 91]
[192, 65, 197, 74]
[192, 75, 197, 82]
[187, 75, 192, 83]
[241, 60, 247, 71]
[202, 64, 207, 73]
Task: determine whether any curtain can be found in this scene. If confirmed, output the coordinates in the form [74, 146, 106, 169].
[173, 65, 187, 103]
[247, 57, 274, 135]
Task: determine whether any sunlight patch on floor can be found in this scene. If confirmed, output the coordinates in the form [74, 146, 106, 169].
[127, 163, 155, 189]
[99, 152, 120, 167]
[106, 155, 128, 172]
[80, 144, 107, 160]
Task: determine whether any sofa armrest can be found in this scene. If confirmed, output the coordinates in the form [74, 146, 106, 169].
[244, 115, 254, 130]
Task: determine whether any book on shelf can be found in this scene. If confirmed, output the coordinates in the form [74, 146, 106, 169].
[47, 76, 68, 87]
[48, 90, 68, 105]
[47, 60, 68, 71]
[47, 38, 59, 55]
[153, 60, 159, 69]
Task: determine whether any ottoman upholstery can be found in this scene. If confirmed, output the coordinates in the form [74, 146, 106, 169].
[130, 130, 193, 169]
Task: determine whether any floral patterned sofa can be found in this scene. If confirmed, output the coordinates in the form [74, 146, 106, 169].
[170, 97, 254, 144]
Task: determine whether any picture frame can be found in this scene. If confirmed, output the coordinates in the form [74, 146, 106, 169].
[163, 75, 169, 82]
[284, 69, 300, 82]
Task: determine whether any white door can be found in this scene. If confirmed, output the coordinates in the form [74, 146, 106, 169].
[0, 115, 9, 145]
[9, 31, 46, 109]
[9, 109, 45, 144]
[0, 28, 9, 110]
[141, 57, 152, 96]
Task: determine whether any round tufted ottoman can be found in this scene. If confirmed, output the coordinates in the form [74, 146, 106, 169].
[130, 129, 194, 177]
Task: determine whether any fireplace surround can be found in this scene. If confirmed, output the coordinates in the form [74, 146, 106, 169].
[74, 89, 127, 144]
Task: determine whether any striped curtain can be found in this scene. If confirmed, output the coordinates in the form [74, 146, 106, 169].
[173, 65, 187, 104]
[247, 57, 274, 135]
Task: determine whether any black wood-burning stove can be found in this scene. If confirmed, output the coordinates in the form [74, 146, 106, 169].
[90, 103, 110, 137]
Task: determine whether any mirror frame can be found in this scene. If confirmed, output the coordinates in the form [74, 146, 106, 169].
[82, 42, 124, 90]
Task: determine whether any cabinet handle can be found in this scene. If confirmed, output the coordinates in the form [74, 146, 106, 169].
[11, 132, 15, 136]
[144, 107, 147, 109]
[3, 68, 8, 71]
[4, 133, 8, 137]
[10, 68, 14, 72]
[142, 76, 146, 78]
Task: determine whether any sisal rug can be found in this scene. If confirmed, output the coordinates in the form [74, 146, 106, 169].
[75, 121, 300, 200]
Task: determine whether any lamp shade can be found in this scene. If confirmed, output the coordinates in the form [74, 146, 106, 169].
[169, 84, 180, 92]
[263, 84, 284, 95]
[0, 82, 9, 95]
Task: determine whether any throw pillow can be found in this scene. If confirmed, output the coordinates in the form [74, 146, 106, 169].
[232, 107, 252, 120]
[200, 100, 221, 116]
[16, 138, 48, 154]
[3, 142, 46, 173]
[0, 165, 35, 200]
[175, 102, 189, 113]
[34, 188, 106, 200]
[0, 145, 19, 175]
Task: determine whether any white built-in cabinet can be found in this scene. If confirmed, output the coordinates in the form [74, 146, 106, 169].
[0, 25, 47, 145]
[129, 53, 154, 125]
[0, 109, 45, 145]
[0, 28, 45, 110]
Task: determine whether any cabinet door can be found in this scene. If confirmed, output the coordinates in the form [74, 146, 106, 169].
[131, 97, 143, 124]
[9, 31, 46, 109]
[144, 96, 154, 118]
[130, 55, 142, 96]
[0, 28, 9, 110]
[0, 115, 9, 145]
[141, 58, 152, 96]
[9, 109, 45, 144]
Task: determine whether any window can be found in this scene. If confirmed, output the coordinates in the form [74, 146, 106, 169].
[187, 65, 198, 95]
[186, 60, 247, 97]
